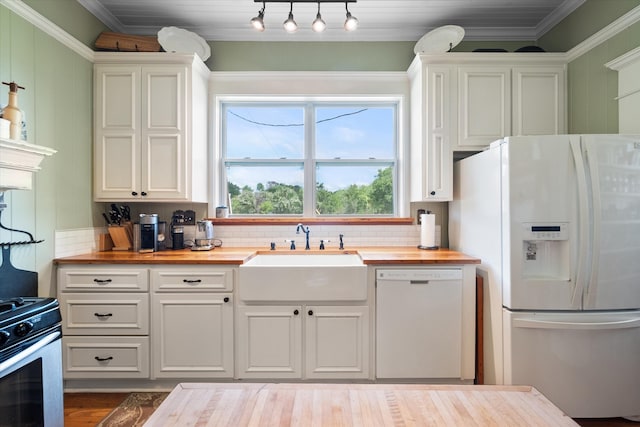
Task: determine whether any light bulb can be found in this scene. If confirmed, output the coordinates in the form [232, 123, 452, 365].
[344, 11, 358, 31]
[312, 12, 326, 32]
[283, 12, 298, 33]
[250, 11, 265, 32]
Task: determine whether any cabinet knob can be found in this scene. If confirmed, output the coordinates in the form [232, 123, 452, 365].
[308, 309, 314, 316]
[223, 297, 230, 303]
[430, 190, 436, 196]
[141, 191, 148, 196]
[131, 191, 138, 196]
[293, 309, 299, 315]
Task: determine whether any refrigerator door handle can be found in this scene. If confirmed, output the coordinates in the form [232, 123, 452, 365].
[513, 317, 640, 330]
[570, 138, 590, 308]
[583, 140, 602, 308]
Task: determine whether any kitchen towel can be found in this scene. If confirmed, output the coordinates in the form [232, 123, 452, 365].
[419, 212, 438, 249]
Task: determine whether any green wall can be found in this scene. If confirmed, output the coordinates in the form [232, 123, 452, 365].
[0, 4, 94, 296]
[22, 0, 109, 47]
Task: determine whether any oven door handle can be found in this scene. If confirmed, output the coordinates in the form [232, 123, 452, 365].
[0, 331, 61, 374]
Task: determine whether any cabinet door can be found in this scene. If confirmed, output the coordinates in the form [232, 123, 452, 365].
[512, 66, 566, 136]
[94, 65, 141, 200]
[236, 305, 302, 379]
[426, 66, 454, 200]
[305, 305, 369, 379]
[458, 66, 511, 149]
[141, 66, 187, 200]
[152, 293, 233, 378]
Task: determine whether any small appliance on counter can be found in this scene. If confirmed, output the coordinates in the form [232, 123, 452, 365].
[139, 213, 158, 253]
[191, 219, 214, 251]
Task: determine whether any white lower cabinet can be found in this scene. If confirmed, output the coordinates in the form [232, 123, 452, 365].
[58, 264, 236, 382]
[58, 265, 151, 379]
[236, 305, 302, 378]
[152, 293, 233, 378]
[151, 266, 235, 378]
[236, 305, 369, 379]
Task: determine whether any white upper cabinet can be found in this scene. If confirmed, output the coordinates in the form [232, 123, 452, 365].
[408, 61, 455, 201]
[457, 66, 511, 149]
[409, 53, 566, 201]
[93, 53, 209, 202]
[454, 57, 566, 151]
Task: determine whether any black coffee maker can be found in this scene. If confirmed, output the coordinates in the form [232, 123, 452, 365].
[171, 212, 185, 250]
[139, 214, 158, 252]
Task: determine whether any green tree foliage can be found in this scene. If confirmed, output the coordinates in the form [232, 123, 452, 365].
[230, 167, 392, 215]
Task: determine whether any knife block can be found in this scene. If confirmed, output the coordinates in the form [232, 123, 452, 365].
[108, 224, 132, 251]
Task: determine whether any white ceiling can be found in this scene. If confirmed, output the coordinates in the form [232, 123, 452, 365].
[77, 0, 585, 43]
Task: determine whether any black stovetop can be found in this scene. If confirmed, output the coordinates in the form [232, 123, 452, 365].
[0, 297, 61, 360]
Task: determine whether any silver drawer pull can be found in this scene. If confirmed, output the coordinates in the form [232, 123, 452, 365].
[183, 279, 202, 283]
[94, 313, 113, 318]
[93, 278, 112, 284]
[94, 356, 113, 362]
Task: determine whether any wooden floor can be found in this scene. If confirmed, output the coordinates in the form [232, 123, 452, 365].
[64, 393, 637, 426]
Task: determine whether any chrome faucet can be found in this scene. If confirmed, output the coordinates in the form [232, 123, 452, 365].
[296, 223, 310, 250]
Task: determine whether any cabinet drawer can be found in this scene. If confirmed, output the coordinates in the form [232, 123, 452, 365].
[60, 293, 149, 335]
[151, 267, 234, 292]
[58, 266, 148, 291]
[63, 336, 149, 378]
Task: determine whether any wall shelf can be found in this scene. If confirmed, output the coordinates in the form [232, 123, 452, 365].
[0, 136, 56, 191]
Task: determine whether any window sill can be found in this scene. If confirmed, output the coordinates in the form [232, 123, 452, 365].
[207, 217, 414, 226]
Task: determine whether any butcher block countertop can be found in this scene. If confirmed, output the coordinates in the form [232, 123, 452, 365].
[144, 383, 577, 427]
[54, 247, 480, 265]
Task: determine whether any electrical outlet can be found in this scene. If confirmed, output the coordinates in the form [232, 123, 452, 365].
[417, 209, 426, 224]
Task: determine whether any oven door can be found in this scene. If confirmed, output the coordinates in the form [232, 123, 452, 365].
[0, 329, 63, 427]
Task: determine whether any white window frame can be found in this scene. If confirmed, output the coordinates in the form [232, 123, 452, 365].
[210, 71, 410, 217]
[222, 101, 398, 217]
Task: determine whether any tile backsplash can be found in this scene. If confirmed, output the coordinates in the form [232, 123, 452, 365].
[213, 224, 438, 249]
[55, 224, 441, 256]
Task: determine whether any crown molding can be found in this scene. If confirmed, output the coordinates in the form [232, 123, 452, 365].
[76, 0, 124, 33]
[605, 46, 640, 71]
[535, 0, 585, 39]
[0, 0, 95, 62]
[566, 5, 640, 62]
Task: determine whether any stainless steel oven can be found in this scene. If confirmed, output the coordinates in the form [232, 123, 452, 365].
[0, 297, 63, 427]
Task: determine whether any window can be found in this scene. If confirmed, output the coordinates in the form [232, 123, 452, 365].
[222, 101, 397, 216]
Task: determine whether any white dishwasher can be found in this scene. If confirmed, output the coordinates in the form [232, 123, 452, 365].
[376, 268, 463, 379]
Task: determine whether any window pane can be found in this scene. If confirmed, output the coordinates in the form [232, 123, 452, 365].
[227, 164, 304, 215]
[316, 107, 395, 159]
[316, 164, 393, 215]
[225, 106, 304, 159]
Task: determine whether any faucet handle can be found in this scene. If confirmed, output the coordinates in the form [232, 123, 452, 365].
[285, 239, 296, 250]
[319, 239, 330, 250]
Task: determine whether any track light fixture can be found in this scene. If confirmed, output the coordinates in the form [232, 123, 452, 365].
[251, 0, 358, 33]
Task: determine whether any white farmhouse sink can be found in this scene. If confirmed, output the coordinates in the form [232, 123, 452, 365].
[239, 253, 367, 301]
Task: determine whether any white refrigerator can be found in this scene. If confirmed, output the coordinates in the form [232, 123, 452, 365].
[449, 134, 640, 419]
